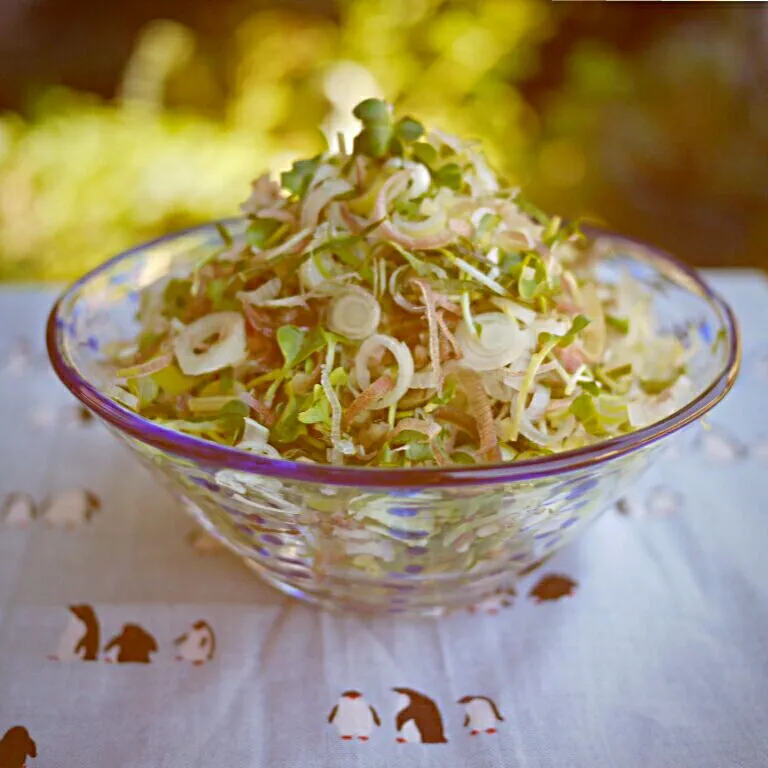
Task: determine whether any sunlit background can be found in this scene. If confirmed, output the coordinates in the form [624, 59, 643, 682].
[0, 0, 765, 281]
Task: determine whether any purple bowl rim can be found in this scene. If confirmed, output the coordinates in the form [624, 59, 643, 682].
[46, 219, 741, 489]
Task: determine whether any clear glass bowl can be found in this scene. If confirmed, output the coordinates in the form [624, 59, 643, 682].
[46, 220, 740, 615]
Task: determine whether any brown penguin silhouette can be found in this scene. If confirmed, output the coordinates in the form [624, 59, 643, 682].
[393, 688, 448, 744]
[104, 624, 158, 664]
[529, 574, 578, 603]
[0, 725, 37, 767]
[48, 604, 100, 662]
[71, 604, 100, 661]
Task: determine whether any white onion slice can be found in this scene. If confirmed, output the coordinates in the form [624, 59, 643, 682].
[355, 334, 415, 409]
[327, 290, 381, 340]
[455, 312, 528, 372]
[173, 311, 247, 376]
[301, 178, 353, 229]
[490, 297, 537, 326]
[388, 264, 422, 313]
[410, 370, 438, 389]
[241, 417, 269, 446]
[237, 277, 281, 306]
[530, 317, 571, 337]
[260, 227, 313, 260]
[581, 283, 607, 360]
[525, 386, 551, 419]
[300, 251, 337, 290]
[519, 412, 576, 447]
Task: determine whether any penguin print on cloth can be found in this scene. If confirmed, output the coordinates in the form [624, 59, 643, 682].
[187, 529, 226, 555]
[42, 489, 100, 528]
[3, 337, 34, 376]
[467, 587, 516, 615]
[327, 691, 381, 741]
[457, 696, 504, 735]
[0, 725, 37, 767]
[698, 426, 747, 463]
[174, 621, 216, 665]
[104, 624, 158, 664]
[616, 487, 683, 518]
[393, 688, 448, 744]
[2, 493, 36, 529]
[754, 436, 768, 462]
[528, 574, 578, 603]
[48, 604, 100, 662]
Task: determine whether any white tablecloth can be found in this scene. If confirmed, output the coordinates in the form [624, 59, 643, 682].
[0, 271, 767, 768]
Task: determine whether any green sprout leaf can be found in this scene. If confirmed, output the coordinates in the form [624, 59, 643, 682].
[640, 369, 684, 395]
[298, 385, 331, 425]
[205, 278, 225, 305]
[580, 381, 601, 396]
[276, 325, 306, 369]
[151, 364, 202, 397]
[406, 442, 434, 462]
[272, 394, 306, 443]
[517, 253, 548, 301]
[434, 162, 463, 190]
[127, 377, 159, 409]
[476, 213, 502, 238]
[353, 98, 391, 124]
[513, 194, 550, 226]
[354, 124, 394, 158]
[501, 252, 524, 274]
[245, 218, 282, 249]
[218, 399, 250, 419]
[569, 393, 627, 436]
[281, 157, 320, 198]
[556, 314, 591, 347]
[395, 116, 425, 143]
[162, 278, 193, 320]
[329, 367, 348, 387]
[277, 325, 328, 372]
[412, 142, 438, 167]
[215, 222, 233, 247]
[605, 314, 630, 334]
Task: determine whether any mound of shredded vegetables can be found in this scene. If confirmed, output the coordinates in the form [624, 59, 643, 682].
[106, 99, 695, 467]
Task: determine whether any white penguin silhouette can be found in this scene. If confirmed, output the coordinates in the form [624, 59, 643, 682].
[102, 643, 120, 664]
[646, 487, 682, 516]
[4, 337, 33, 376]
[42, 489, 100, 528]
[467, 588, 515, 616]
[174, 621, 216, 665]
[700, 428, 746, 463]
[458, 696, 504, 735]
[2, 493, 36, 528]
[753, 437, 768, 461]
[617, 487, 681, 518]
[755, 351, 768, 382]
[327, 691, 381, 741]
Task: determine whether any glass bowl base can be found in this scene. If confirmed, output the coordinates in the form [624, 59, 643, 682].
[240, 556, 519, 617]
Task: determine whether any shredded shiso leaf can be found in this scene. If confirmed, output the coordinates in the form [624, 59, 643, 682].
[106, 100, 694, 467]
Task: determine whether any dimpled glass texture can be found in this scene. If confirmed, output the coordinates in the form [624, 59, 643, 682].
[47, 220, 740, 615]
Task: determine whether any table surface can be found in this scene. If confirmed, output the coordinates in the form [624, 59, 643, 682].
[0, 271, 767, 768]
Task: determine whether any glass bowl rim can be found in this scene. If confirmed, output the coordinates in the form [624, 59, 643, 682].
[46, 219, 741, 488]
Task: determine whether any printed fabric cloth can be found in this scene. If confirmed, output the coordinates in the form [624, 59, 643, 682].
[0, 272, 767, 768]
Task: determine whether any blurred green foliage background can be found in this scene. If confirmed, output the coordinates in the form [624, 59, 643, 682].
[0, 0, 765, 281]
